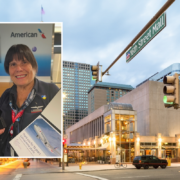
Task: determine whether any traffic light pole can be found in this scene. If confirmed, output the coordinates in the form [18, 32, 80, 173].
[62, 146, 65, 170]
[59, 158, 61, 167]
[102, 0, 175, 76]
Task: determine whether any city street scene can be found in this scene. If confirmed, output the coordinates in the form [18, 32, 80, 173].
[1, 0, 180, 180]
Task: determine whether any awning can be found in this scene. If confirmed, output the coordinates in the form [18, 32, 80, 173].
[66, 143, 110, 150]
[97, 143, 110, 150]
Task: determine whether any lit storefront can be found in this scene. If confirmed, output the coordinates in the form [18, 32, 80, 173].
[103, 103, 137, 163]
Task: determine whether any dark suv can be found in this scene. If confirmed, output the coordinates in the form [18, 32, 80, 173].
[133, 155, 168, 169]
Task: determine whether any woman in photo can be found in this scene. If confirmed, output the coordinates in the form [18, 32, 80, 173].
[0, 44, 59, 156]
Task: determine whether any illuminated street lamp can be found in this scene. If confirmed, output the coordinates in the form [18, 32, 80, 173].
[113, 137, 116, 142]
[63, 93, 66, 98]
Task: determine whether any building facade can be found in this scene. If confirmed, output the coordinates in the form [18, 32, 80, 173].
[63, 61, 95, 133]
[88, 82, 134, 114]
[136, 63, 180, 87]
[66, 80, 180, 163]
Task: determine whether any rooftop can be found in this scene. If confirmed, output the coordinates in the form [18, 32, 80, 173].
[88, 82, 134, 93]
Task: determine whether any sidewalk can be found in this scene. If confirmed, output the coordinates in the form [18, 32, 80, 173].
[12, 160, 180, 174]
[57, 162, 180, 172]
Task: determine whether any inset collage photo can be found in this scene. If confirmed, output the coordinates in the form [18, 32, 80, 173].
[0, 23, 62, 158]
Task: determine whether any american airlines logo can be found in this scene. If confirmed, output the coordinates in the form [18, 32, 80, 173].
[10, 29, 46, 38]
[38, 29, 46, 38]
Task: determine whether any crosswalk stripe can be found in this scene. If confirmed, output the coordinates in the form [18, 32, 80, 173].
[13, 174, 22, 180]
[77, 173, 108, 180]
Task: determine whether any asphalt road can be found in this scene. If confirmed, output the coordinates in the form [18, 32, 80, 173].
[1, 160, 180, 180]
[82, 167, 180, 180]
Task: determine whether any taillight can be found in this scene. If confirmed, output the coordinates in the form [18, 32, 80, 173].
[139, 160, 141, 163]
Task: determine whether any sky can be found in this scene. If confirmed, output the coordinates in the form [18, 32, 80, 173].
[0, 0, 179, 87]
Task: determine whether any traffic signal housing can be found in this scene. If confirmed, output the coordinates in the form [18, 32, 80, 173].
[62, 139, 66, 146]
[91, 62, 99, 82]
[163, 73, 179, 109]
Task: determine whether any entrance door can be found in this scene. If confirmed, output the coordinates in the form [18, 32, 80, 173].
[152, 149, 156, 156]
[121, 150, 126, 162]
[161, 149, 166, 159]
[166, 150, 172, 158]
[140, 150, 145, 156]
[145, 149, 151, 155]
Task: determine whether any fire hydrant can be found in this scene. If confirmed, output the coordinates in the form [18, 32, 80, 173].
[79, 163, 82, 170]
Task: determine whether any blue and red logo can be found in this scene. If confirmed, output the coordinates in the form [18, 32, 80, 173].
[126, 52, 130, 60]
[38, 29, 46, 39]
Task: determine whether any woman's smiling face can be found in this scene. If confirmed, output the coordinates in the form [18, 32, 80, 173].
[9, 56, 36, 88]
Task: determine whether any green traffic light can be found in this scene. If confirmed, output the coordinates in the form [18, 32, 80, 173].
[92, 77, 96, 81]
[163, 96, 173, 104]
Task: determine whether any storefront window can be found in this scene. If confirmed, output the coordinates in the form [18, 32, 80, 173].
[104, 115, 111, 133]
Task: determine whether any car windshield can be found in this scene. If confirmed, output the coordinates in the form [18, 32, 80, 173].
[134, 156, 141, 160]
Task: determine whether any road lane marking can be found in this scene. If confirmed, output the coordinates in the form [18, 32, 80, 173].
[13, 174, 22, 180]
[77, 173, 108, 180]
[114, 176, 149, 179]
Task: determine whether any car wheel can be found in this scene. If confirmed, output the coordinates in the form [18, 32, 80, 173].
[144, 165, 149, 169]
[160, 165, 166, 169]
[135, 165, 141, 169]
[153, 166, 159, 169]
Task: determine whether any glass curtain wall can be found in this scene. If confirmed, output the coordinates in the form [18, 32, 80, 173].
[115, 114, 135, 162]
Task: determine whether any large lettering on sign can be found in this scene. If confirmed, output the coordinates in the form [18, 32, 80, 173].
[11, 32, 38, 37]
[126, 13, 166, 63]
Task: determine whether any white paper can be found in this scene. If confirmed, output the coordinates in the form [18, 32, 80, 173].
[10, 115, 61, 157]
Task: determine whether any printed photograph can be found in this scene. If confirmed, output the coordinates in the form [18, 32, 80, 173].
[25, 117, 61, 156]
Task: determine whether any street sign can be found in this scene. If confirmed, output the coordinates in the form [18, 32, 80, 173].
[126, 12, 166, 63]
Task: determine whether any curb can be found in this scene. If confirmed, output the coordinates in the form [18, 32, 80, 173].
[19, 165, 180, 175]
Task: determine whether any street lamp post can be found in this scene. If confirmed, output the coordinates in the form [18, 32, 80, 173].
[59, 158, 61, 167]
[62, 146, 65, 170]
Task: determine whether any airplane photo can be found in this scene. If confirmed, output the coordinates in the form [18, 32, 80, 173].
[34, 124, 61, 156]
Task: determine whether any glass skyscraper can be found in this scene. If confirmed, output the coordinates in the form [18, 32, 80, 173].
[63, 61, 95, 133]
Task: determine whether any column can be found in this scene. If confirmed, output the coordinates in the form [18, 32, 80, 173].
[95, 136, 99, 158]
[110, 132, 116, 164]
[89, 137, 92, 160]
[111, 111, 115, 131]
[157, 133, 162, 158]
[134, 132, 140, 156]
[83, 139, 87, 159]
[176, 134, 180, 161]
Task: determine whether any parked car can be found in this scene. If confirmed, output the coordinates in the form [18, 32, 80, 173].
[133, 155, 168, 169]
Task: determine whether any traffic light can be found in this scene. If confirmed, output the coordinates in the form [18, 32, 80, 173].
[91, 62, 99, 82]
[62, 139, 66, 146]
[163, 73, 179, 109]
[64, 149, 68, 153]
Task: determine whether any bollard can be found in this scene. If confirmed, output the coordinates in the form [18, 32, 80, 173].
[79, 163, 82, 170]
[23, 162, 28, 168]
[167, 159, 171, 166]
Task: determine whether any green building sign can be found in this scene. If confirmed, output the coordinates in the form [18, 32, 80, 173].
[126, 13, 166, 63]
